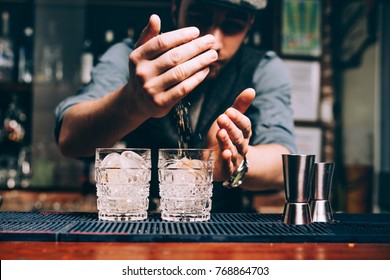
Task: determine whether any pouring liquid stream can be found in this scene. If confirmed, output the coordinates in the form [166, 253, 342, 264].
[174, 100, 192, 158]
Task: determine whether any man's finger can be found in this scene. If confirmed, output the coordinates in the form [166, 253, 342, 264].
[135, 27, 200, 61]
[231, 88, 256, 113]
[135, 14, 161, 49]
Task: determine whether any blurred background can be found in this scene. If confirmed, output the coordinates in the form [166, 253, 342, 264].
[0, 0, 389, 214]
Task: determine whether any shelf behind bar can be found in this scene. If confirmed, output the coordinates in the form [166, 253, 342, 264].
[0, 82, 32, 92]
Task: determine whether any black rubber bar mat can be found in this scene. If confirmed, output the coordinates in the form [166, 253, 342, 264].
[1, 212, 389, 243]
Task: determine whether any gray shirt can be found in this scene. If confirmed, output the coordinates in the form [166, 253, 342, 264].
[55, 38, 296, 153]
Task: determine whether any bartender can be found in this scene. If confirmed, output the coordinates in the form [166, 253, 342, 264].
[54, 0, 296, 212]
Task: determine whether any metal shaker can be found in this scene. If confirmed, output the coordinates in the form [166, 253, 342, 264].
[282, 154, 315, 225]
[310, 162, 335, 222]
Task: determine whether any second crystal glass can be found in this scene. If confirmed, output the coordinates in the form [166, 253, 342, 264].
[158, 148, 214, 222]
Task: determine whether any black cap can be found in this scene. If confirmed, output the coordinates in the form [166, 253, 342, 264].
[199, 0, 267, 12]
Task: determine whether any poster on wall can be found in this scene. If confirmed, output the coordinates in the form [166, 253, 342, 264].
[295, 126, 322, 161]
[281, 0, 322, 57]
[284, 59, 321, 121]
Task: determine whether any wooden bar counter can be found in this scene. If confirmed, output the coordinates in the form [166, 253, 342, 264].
[1, 241, 390, 260]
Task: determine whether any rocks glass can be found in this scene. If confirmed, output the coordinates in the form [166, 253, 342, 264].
[158, 148, 214, 222]
[95, 148, 151, 221]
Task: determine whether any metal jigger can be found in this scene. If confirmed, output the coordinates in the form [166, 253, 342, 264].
[310, 162, 335, 222]
[282, 154, 315, 225]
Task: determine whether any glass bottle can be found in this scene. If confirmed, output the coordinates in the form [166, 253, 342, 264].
[38, 21, 63, 83]
[97, 29, 115, 61]
[18, 146, 32, 188]
[80, 39, 94, 85]
[127, 27, 134, 40]
[104, 29, 115, 49]
[2, 94, 27, 149]
[1, 94, 27, 188]
[18, 27, 34, 83]
[0, 11, 15, 82]
[253, 31, 261, 47]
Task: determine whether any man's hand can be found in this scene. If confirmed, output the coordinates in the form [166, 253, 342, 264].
[206, 88, 256, 182]
[123, 14, 218, 119]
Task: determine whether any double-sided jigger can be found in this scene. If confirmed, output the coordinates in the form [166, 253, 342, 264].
[310, 162, 335, 222]
[282, 154, 315, 225]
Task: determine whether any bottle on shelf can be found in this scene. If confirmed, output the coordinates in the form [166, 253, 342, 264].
[37, 21, 63, 83]
[253, 31, 261, 47]
[2, 94, 27, 150]
[104, 29, 115, 49]
[0, 11, 15, 82]
[127, 27, 134, 40]
[18, 146, 32, 188]
[81, 159, 95, 194]
[97, 29, 115, 61]
[243, 35, 250, 45]
[0, 94, 28, 189]
[80, 39, 94, 85]
[18, 26, 34, 84]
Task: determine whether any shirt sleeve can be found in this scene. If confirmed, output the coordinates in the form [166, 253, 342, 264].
[248, 51, 297, 153]
[53, 39, 133, 142]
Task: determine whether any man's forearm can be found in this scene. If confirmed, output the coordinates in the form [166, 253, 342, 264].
[58, 85, 148, 158]
[241, 143, 291, 191]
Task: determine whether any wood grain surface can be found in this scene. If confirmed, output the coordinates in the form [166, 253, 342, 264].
[1, 242, 389, 260]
